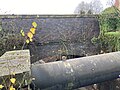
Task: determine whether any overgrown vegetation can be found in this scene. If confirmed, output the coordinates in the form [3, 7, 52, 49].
[0, 22, 37, 90]
[92, 6, 120, 53]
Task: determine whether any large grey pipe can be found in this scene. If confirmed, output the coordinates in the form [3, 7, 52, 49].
[31, 52, 120, 89]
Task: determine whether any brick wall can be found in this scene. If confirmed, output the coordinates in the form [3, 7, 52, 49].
[114, 0, 120, 10]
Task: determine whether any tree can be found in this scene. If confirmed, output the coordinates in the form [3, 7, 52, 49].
[74, 0, 103, 14]
[74, 1, 91, 14]
[107, 0, 115, 6]
[91, 0, 103, 14]
[87, 10, 93, 15]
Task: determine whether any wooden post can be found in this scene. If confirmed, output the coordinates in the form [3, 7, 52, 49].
[0, 50, 31, 89]
[0, 50, 30, 76]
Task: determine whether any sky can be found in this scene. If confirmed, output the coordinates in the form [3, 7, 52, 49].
[0, 0, 111, 14]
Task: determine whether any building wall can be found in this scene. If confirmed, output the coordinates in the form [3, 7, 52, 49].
[115, 0, 120, 10]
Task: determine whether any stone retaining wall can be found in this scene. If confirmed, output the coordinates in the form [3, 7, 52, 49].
[0, 15, 100, 63]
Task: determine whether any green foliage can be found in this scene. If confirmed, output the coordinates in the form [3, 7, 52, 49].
[100, 6, 120, 31]
[104, 31, 120, 36]
[93, 6, 120, 52]
[102, 6, 119, 14]
[107, 18, 119, 31]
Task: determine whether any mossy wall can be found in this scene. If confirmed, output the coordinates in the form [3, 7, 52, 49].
[0, 15, 100, 63]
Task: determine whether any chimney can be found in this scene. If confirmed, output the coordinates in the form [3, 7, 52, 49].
[114, 0, 120, 10]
